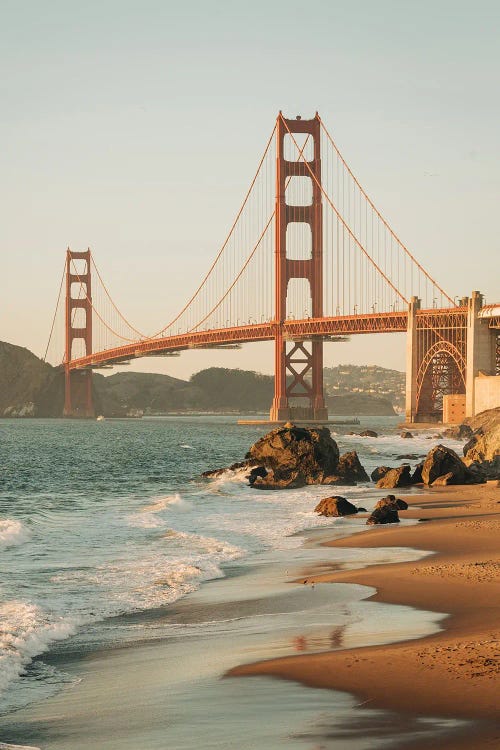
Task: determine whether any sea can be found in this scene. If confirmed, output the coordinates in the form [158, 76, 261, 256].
[0, 416, 469, 749]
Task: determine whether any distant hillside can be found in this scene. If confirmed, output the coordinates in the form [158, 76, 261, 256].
[324, 364, 405, 410]
[0, 342, 399, 417]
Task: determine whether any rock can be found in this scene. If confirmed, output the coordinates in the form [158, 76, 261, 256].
[247, 426, 340, 489]
[371, 466, 392, 482]
[411, 462, 424, 484]
[247, 466, 268, 485]
[421, 444, 470, 486]
[400, 431, 413, 439]
[376, 465, 413, 489]
[359, 429, 378, 438]
[202, 459, 255, 479]
[357, 507, 368, 513]
[443, 424, 473, 440]
[321, 475, 357, 486]
[375, 494, 408, 511]
[314, 496, 358, 517]
[396, 454, 420, 460]
[462, 411, 500, 479]
[336, 451, 369, 483]
[366, 506, 400, 525]
[431, 472, 455, 487]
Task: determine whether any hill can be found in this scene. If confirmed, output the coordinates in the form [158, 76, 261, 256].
[324, 364, 405, 410]
[0, 342, 399, 417]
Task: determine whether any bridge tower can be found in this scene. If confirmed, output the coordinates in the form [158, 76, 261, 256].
[270, 113, 328, 422]
[63, 249, 95, 418]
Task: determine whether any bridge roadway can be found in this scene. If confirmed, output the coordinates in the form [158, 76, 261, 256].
[67, 307, 468, 371]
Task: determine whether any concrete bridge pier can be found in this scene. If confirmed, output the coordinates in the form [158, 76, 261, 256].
[466, 291, 498, 418]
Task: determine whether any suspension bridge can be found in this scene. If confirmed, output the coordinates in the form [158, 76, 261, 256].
[45, 113, 500, 423]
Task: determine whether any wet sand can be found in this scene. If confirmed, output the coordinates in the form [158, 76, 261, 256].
[229, 482, 500, 748]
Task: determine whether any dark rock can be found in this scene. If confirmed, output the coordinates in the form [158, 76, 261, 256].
[252, 467, 304, 490]
[371, 466, 392, 482]
[421, 444, 469, 486]
[443, 424, 473, 440]
[396, 454, 420, 460]
[375, 494, 409, 511]
[357, 507, 368, 513]
[202, 459, 255, 479]
[366, 506, 400, 525]
[314, 496, 358, 517]
[376, 465, 413, 489]
[411, 462, 424, 484]
[359, 429, 378, 438]
[248, 426, 340, 489]
[400, 431, 413, 439]
[337, 451, 369, 483]
[247, 466, 268, 485]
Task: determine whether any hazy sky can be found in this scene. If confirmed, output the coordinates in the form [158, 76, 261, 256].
[2, 0, 499, 380]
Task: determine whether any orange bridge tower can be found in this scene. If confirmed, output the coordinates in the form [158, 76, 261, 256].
[63, 249, 95, 418]
[270, 113, 328, 422]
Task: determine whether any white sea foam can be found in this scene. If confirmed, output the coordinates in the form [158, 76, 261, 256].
[0, 600, 75, 698]
[0, 744, 42, 749]
[180, 444, 194, 449]
[0, 519, 30, 549]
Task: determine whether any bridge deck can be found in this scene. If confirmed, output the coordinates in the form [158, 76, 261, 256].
[67, 307, 467, 371]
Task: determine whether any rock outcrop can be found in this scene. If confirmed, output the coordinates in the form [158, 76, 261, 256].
[443, 424, 473, 440]
[376, 465, 413, 489]
[421, 444, 472, 486]
[336, 451, 369, 483]
[247, 425, 340, 489]
[359, 429, 378, 438]
[462, 408, 500, 479]
[314, 496, 358, 517]
[400, 431, 413, 439]
[371, 466, 392, 483]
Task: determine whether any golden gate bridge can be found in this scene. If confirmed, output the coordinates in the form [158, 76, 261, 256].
[44, 113, 500, 423]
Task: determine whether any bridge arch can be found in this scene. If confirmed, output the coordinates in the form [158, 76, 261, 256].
[416, 340, 466, 420]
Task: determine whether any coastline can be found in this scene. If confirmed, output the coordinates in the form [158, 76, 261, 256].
[228, 482, 500, 748]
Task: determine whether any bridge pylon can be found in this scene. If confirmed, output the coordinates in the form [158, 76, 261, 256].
[270, 113, 328, 422]
[63, 248, 95, 418]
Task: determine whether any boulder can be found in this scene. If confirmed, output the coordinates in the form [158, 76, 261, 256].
[400, 431, 413, 439]
[376, 465, 413, 489]
[375, 494, 408, 511]
[336, 451, 369, 483]
[314, 496, 358, 517]
[247, 425, 340, 489]
[371, 466, 392, 483]
[359, 429, 378, 438]
[396, 454, 420, 460]
[421, 444, 469, 486]
[366, 506, 400, 525]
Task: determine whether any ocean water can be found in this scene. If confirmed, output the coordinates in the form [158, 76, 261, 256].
[0, 416, 467, 748]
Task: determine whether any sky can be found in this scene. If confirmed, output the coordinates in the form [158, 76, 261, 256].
[1, 0, 499, 380]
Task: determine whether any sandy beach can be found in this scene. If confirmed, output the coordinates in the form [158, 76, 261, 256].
[229, 482, 500, 748]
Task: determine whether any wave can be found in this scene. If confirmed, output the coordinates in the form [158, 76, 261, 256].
[0, 599, 75, 699]
[0, 744, 42, 750]
[0, 519, 30, 549]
